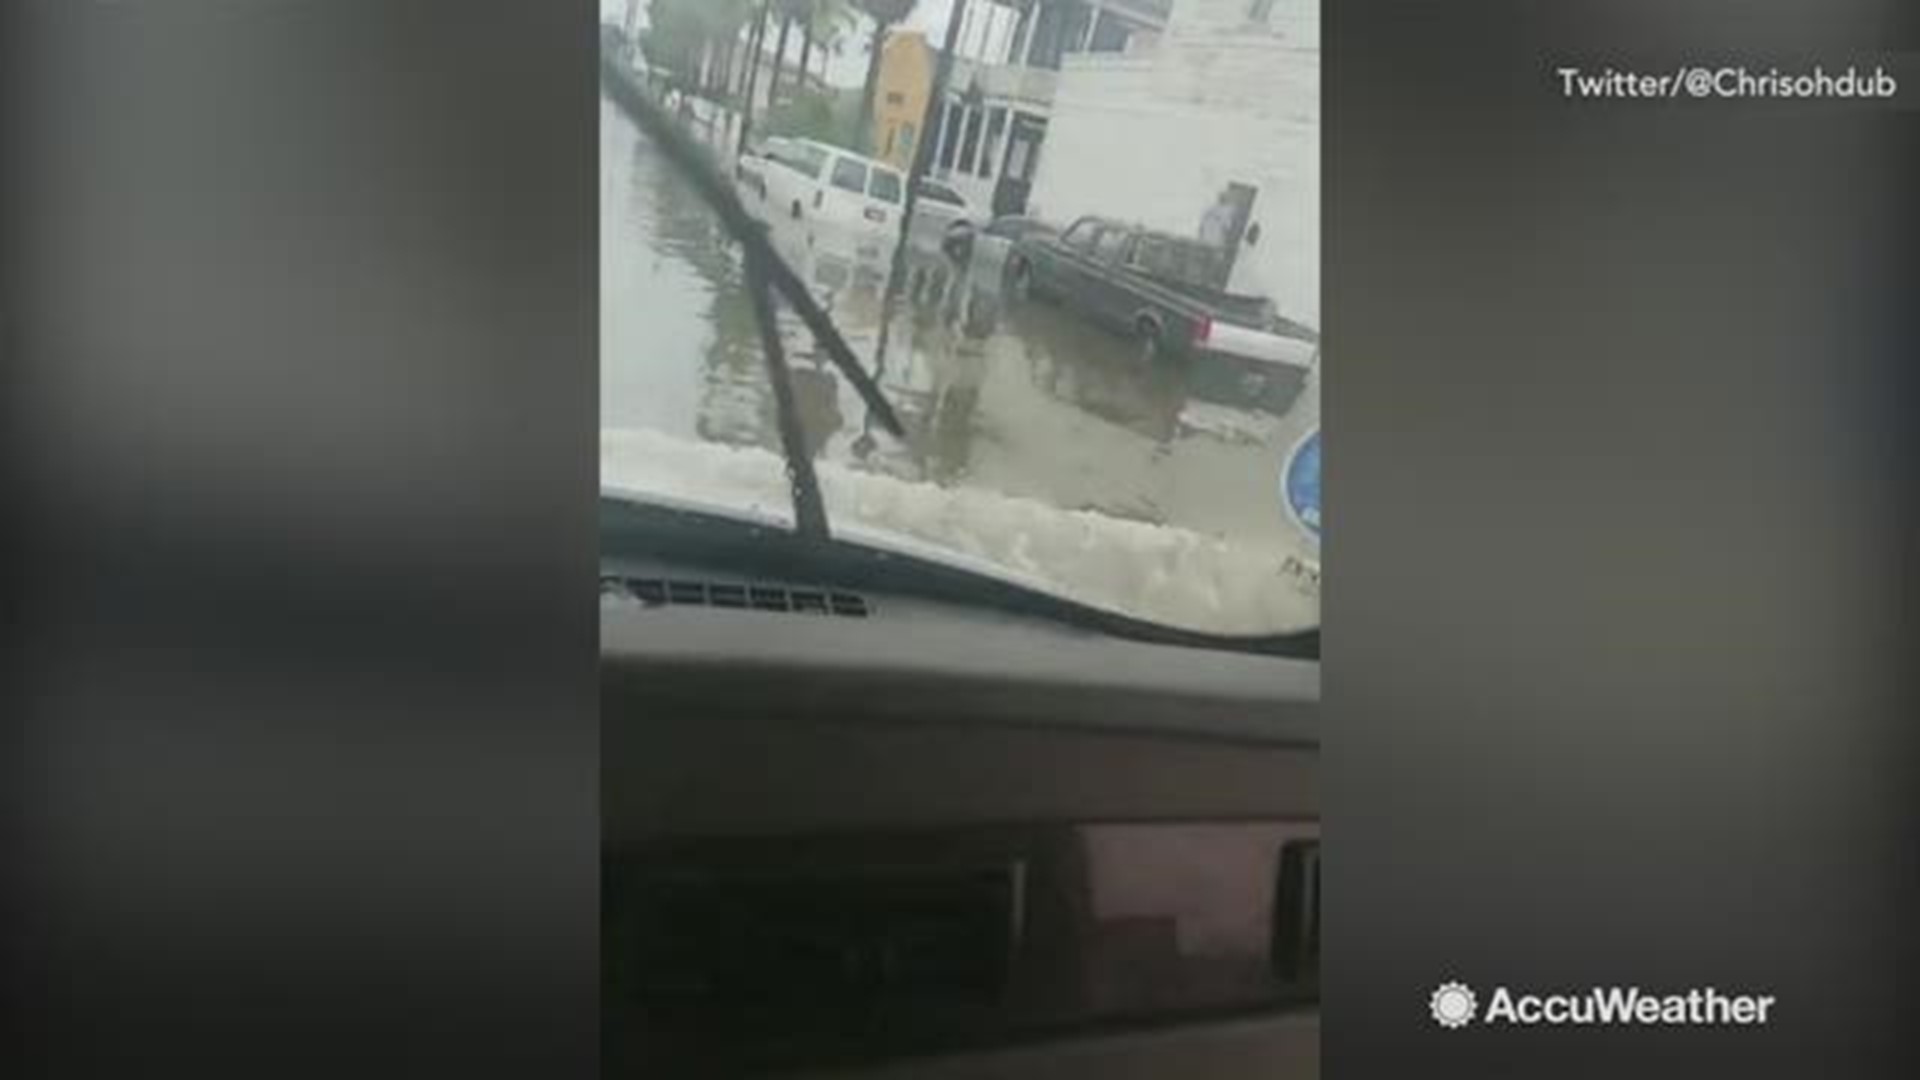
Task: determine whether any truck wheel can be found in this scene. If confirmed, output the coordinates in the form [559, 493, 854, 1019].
[1135, 317, 1166, 364]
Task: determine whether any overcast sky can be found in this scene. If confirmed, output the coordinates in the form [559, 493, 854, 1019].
[606, 0, 1019, 89]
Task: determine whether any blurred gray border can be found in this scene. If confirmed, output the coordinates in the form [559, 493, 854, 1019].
[1325, 2, 1917, 1076]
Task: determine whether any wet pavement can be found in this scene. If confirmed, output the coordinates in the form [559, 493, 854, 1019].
[600, 92, 1319, 633]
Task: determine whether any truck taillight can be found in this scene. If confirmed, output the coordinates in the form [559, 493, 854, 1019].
[1192, 316, 1213, 345]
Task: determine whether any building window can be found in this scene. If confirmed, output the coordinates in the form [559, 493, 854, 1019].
[958, 106, 984, 174]
[1248, 0, 1278, 24]
[1008, 8, 1032, 65]
[938, 101, 962, 169]
[1089, 11, 1131, 53]
[980, 108, 1007, 180]
[900, 123, 916, 157]
[1062, 3, 1094, 56]
[1029, 2, 1065, 70]
[1005, 137, 1031, 182]
[885, 91, 905, 105]
[1003, 114, 1043, 183]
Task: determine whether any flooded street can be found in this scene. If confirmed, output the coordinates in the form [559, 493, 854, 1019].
[600, 92, 1319, 634]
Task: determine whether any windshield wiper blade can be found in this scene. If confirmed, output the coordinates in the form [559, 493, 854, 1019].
[742, 244, 828, 538]
[600, 47, 905, 463]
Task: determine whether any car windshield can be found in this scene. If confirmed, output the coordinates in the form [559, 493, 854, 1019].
[600, 4, 1320, 642]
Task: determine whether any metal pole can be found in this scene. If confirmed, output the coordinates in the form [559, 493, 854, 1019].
[745, 244, 831, 539]
[870, 0, 970, 380]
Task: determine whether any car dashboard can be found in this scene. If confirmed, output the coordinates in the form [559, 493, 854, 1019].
[602, 553, 1320, 1076]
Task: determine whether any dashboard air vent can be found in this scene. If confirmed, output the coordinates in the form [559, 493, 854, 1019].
[601, 575, 871, 618]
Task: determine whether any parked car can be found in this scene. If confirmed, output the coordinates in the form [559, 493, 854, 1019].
[908, 177, 988, 240]
[742, 138, 907, 236]
[1007, 215, 1316, 370]
[738, 139, 992, 246]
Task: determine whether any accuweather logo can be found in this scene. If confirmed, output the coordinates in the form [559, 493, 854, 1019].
[1429, 981, 1777, 1029]
[1430, 982, 1478, 1028]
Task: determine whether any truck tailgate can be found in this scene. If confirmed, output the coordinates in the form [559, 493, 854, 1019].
[1202, 320, 1318, 370]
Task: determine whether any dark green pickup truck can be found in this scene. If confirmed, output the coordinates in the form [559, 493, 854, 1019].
[1005, 215, 1315, 369]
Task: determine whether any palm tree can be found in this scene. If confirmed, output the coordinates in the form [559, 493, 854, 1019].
[854, 0, 919, 154]
[742, 3, 773, 100]
[643, 0, 755, 95]
[797, 0, 857, 94]
[766, 0, 807, 110]
[736, 1, 775, 154]
[694, 0, 754, 94]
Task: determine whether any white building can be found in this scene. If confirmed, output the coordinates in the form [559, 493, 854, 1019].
[1024, 0, 1320, 328]
[925, 0, 1174, 218]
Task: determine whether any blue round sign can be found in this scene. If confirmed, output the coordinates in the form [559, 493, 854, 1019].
[1283, 429, 1321, 542]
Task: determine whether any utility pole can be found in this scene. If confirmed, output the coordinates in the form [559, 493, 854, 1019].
[913, 2, 968, 206]
[869, 0, 969, 380]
